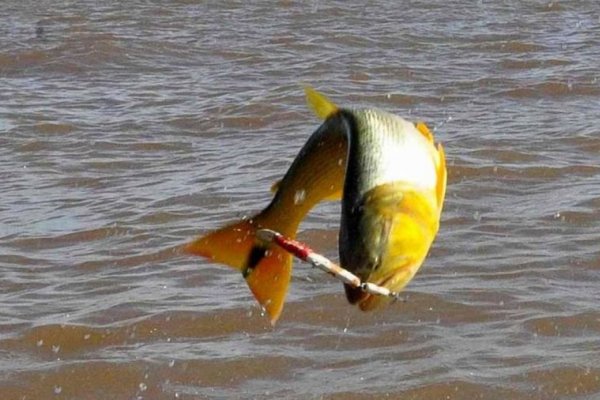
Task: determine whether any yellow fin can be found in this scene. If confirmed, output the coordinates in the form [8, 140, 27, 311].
[245, 244, 292, 325]
[185, 218, 257, 269]
[415, 121, 434, 143]
[304, 86, 338, 120]
[436, 143, 447, 214]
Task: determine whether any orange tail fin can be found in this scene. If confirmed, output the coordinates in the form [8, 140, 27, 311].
[185, 216, 292, 324]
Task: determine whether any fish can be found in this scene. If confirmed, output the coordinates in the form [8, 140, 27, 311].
[185, 87, 446, 322]
[185, 88, 348, 324]
[339, 109, 446, 310]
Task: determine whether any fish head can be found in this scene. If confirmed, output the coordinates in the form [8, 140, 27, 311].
[339, 109, 447, 308]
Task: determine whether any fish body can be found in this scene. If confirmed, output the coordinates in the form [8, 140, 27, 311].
[186, 88, 446, 322]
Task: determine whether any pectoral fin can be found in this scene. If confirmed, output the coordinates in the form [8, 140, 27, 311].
[363, 183, 405, 216]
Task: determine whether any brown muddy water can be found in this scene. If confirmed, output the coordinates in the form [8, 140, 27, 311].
[1, 1, 600, 399]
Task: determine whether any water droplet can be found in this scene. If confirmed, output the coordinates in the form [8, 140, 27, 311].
[54, 385, 62, 395]
[310, 0, 320, 12]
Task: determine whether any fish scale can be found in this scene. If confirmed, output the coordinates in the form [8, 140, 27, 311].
[349, 109, 438, 198]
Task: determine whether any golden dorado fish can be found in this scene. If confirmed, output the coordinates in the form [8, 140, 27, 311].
[185, 88, 446, 323]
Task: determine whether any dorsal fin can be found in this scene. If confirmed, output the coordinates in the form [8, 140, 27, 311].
[304, 86, 338, 120]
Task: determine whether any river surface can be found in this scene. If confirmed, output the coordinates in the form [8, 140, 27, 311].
[1, 1, 600, 399]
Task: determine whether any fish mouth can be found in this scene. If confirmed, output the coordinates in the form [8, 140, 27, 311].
[350, 263, 419, 311]
[345, 274, 396, 310]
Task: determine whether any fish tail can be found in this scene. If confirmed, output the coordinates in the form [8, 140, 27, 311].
[184, 212, 294, 324]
